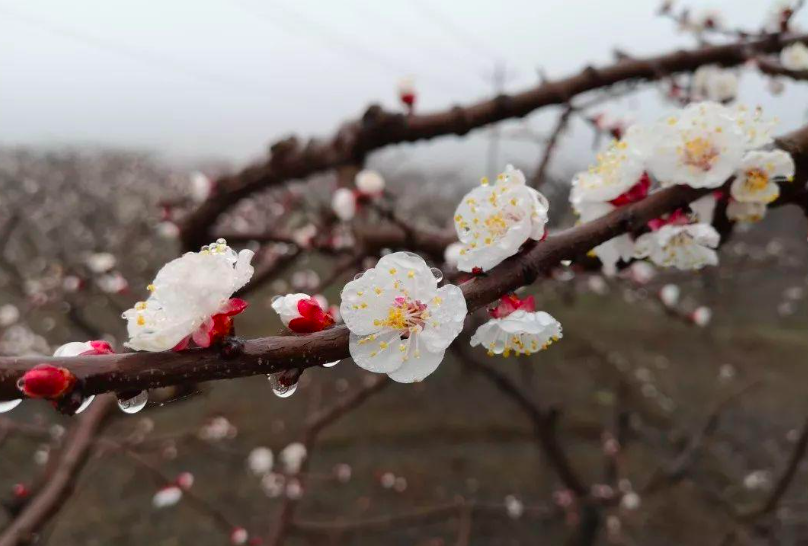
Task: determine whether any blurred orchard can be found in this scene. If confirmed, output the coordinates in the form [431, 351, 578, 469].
[3, 2, 808, 545]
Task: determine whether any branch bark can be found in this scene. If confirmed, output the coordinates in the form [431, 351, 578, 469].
[179, 33, 808, 250]
[1, 126, 806, 403]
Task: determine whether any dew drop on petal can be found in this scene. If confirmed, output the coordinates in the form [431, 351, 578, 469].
[353, 272, 364, 281]
[430, 267, 443, 282]
[323, 360, 340, 368]
[117, 391, 149, 414]
[75, 395, 95, 414]
[271, 295, 283, 304]
[0, 399, 21, 413]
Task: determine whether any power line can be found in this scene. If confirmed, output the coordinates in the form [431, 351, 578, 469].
[347, 0, 484, 77]
[231, 0, 468, 94]
[408, 0, 504, 63]
[0, 3, 279, 97]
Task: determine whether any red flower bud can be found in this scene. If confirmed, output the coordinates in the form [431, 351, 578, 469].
[609, 173, 651, 207]
[13, 483, 29, 499]
[489, 293, 536, 319]
[17, 365, 76, 400]
[288, 297, 335, 334]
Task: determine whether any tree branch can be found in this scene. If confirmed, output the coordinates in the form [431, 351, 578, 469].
[1, 125, 806, 403]
[179, 33, 808, 250]
[0, 395, 116, 546]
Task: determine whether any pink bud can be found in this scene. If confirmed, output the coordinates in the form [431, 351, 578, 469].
[12, 483, 29, 499]
[176, 472, 194, 490]
[489, 293, 536, 319]
[231, 528, 249, 545]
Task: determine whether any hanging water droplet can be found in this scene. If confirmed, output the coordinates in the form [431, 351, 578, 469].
[75, 395, 95, 414]
[0, 399, 21, 413]
[117, 391, 149, 414]
[268, 371, 300, 398]
[323, 360, 340, 368]
[430, 267, 443, 282]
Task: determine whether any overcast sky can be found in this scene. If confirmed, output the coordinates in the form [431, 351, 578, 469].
[1, 0, 806, 176]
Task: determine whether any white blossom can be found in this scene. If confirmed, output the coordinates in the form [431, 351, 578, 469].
[355, 169, 385, 195]
[570, 134, 647, 206]
[85, 252, 117, 273]
[730, 150, 795, 205]
[692, 306, 712, 327]
[576, 201, 636, 276]
[190, 171, 212, 203]
[230, 528, 249, 545]
[152, 486, 183, 508]
[54, 340, 114, 357]
[570, 130, 649, 275]
[659, 284, 681, 307]
[331, 188, 356, 221]
[123, 240, 253, 352]
[727, 200, 767, 223]
[340, 252, 467, 383]
[247, 447, 274, 475]
[689, 193, 718, 224]
[453, 165, 549, 272]
[0, 304, 20, 327]
[634, 224, 720, 270]
[692, 65, 738, 102]
[730, 104, 778, 149]
[620, 492, 641, 511]
[780, 42, 808, 71]
[504, 495, 524, 519]
[443, 242, 464, 269]
[279, 442, 307, 474]
[645, 102, 747, 189]
[470, 296, 562, 358]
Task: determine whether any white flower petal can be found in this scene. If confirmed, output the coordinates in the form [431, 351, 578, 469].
[349, 330, 408, 374]
[386, 345, 445, 383]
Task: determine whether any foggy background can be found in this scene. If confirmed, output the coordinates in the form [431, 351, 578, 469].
[3, 0, 808, 177]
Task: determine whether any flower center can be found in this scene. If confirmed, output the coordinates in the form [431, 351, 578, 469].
[682, 137, 719, 171]
[667, 231, 695, 249]
[377, 297, 429, 333]
[744, 168, 769, 192]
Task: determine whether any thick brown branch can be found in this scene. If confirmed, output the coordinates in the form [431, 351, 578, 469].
[1, 126, 806, 402]
[180, 33, 808, 250]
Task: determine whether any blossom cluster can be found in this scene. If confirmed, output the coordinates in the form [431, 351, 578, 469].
[452, 165, 549, 273]
[571, 102, 793, 273]
[122, 239, 254, 352]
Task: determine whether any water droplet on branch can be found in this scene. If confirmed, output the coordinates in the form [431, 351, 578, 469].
[268, 370, 301, 398]
[75, 395, 95, 414]
[0, 399, 21, 413]
[117, 391, 149, 414]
